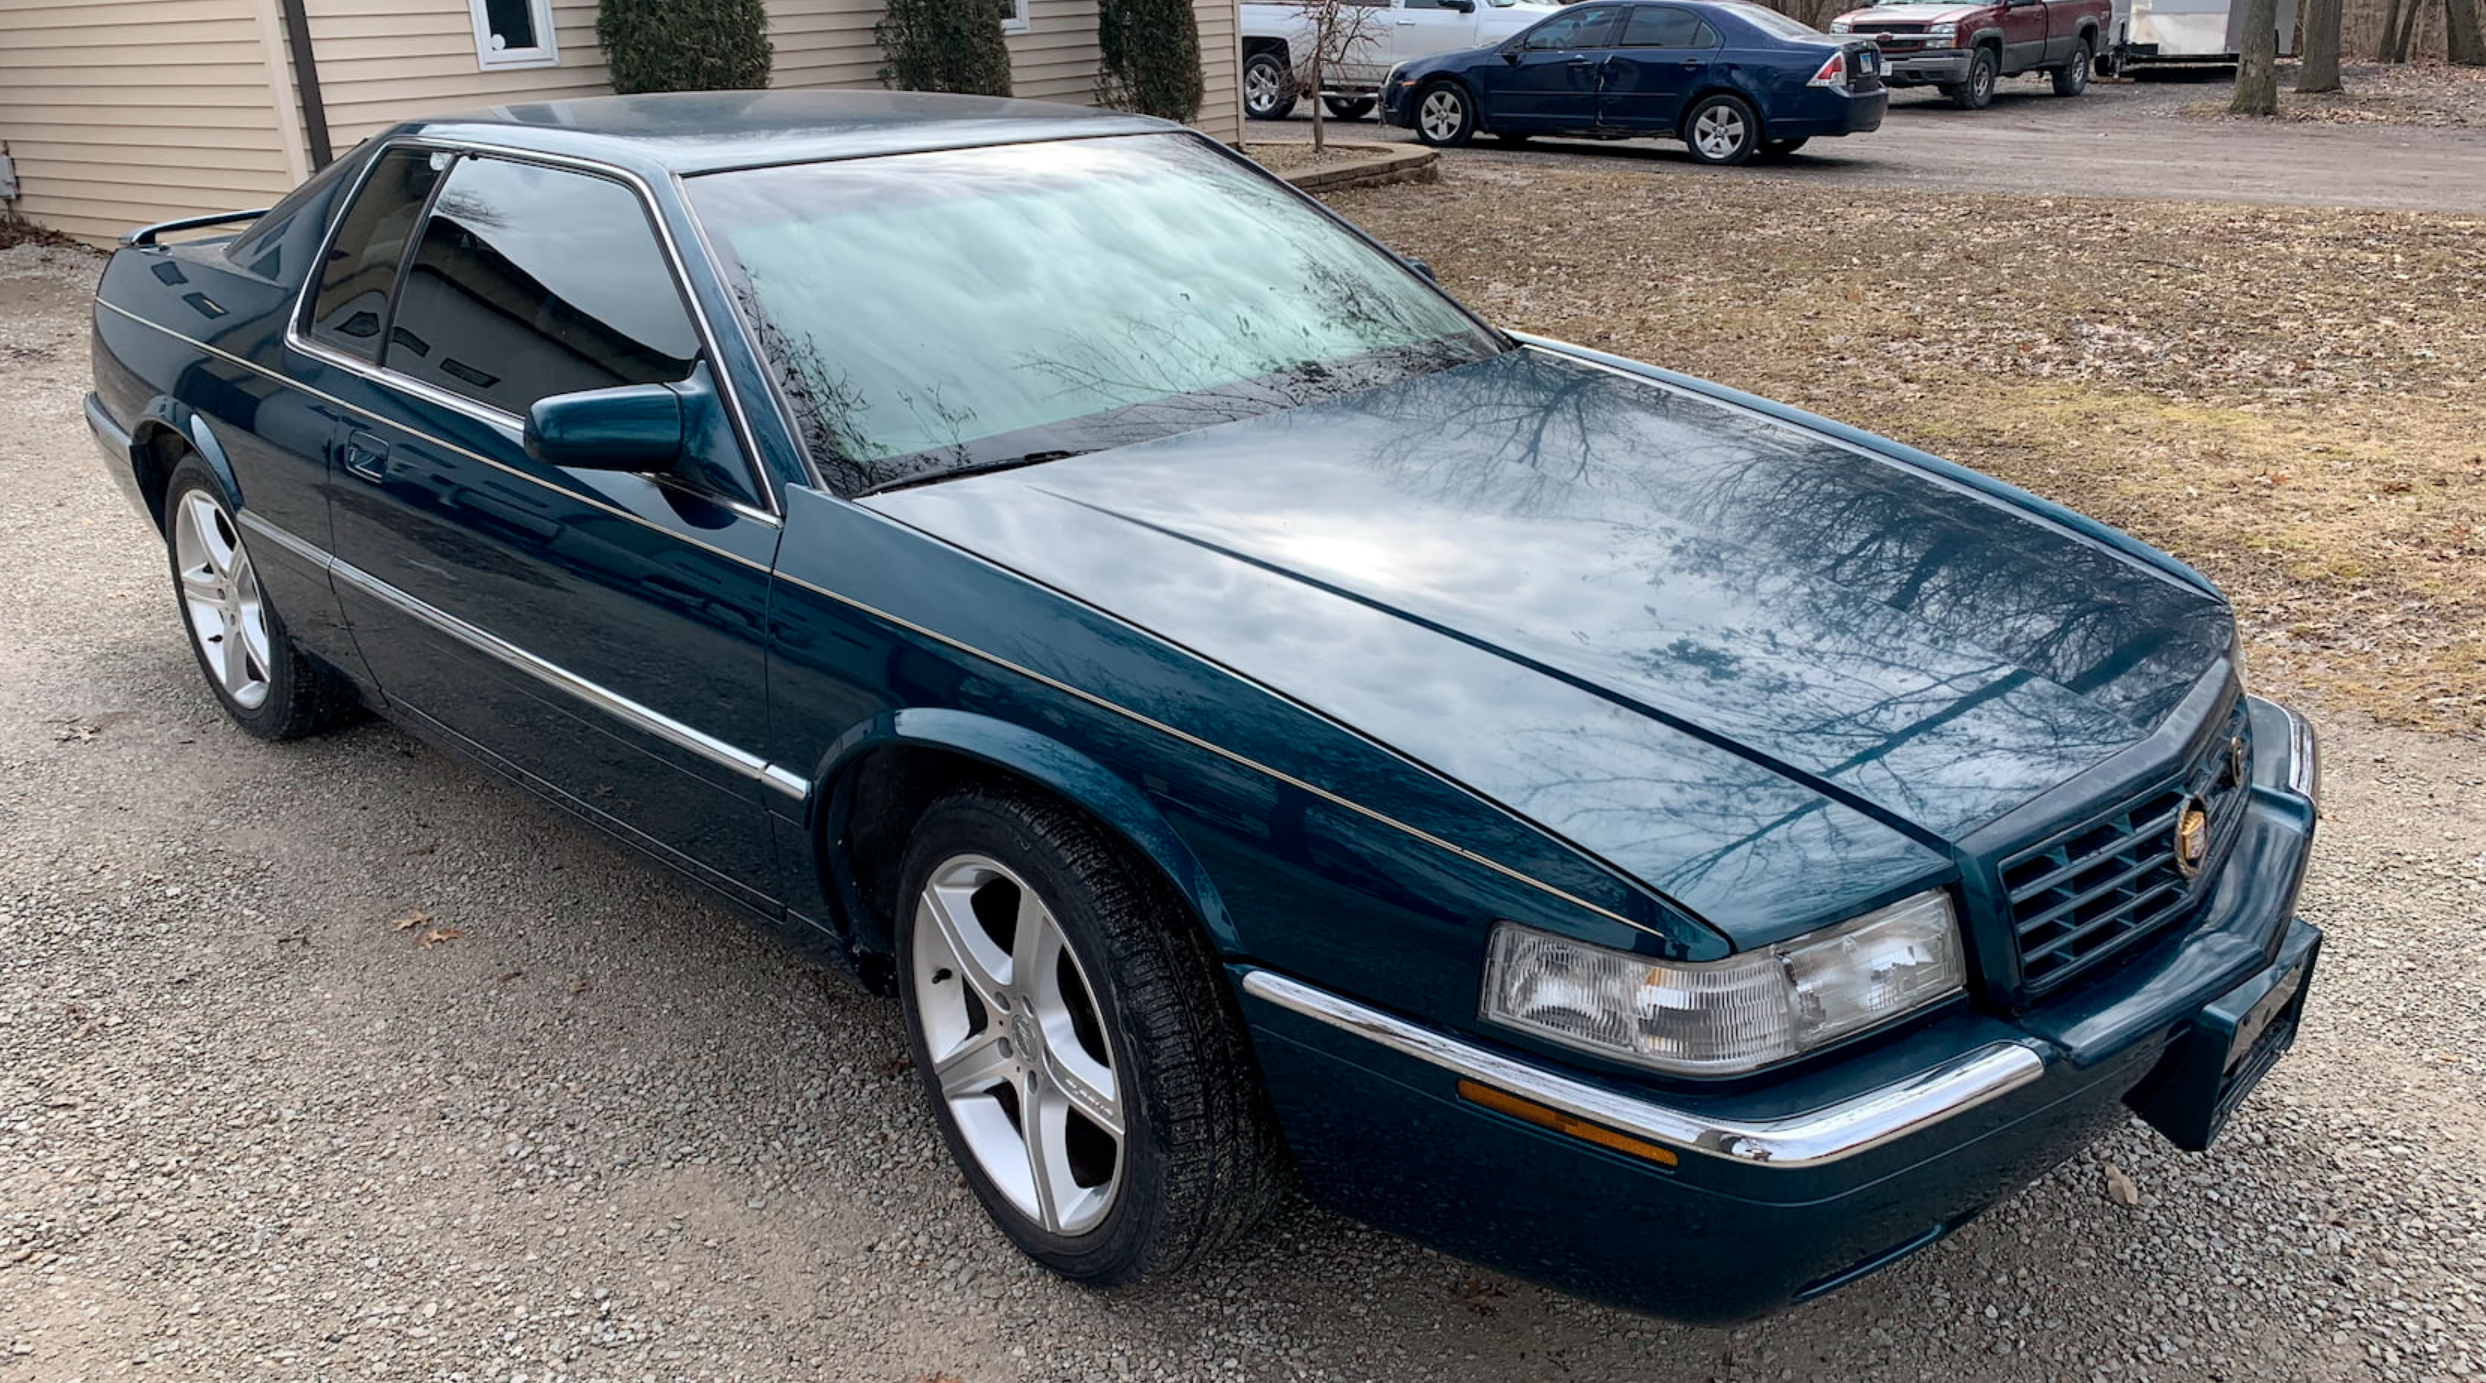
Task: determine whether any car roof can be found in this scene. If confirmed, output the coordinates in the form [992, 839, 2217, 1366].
[389, 90, 1182, 177]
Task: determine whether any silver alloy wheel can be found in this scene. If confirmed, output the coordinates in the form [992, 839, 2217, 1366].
[1246, 61, 1283, 115]
[1419, 88, 1465, 143]
[172, 491, 272, 710]
[1692, 104, 1747, 160]
[912, 853, 1123, 1237]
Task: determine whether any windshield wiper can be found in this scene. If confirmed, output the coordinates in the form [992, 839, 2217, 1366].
[856, 449, 1091, 498]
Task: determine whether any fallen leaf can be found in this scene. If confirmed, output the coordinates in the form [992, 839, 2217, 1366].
[419, 926, 461, 949]
[2103, 1163, 2141, 1207]
[389, 908, 432, 932]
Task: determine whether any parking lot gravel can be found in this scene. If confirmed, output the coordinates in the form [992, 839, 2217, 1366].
[4, 230, 2484, 1383]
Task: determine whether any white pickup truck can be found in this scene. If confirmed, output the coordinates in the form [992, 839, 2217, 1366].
[1242, 0, 1569, 121]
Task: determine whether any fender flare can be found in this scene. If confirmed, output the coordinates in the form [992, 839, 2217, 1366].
[131, 398, 244, 515]
[1966, 26, 2005, 53]
[801, 706, 1241, 955]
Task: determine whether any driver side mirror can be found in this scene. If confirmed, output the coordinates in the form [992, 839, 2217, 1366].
[1443, 0, 1476, 10]
[1501, 41, 1527, 61]
[523, 382, 686, 473]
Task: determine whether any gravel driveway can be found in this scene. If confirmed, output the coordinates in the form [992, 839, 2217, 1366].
[5, 241, 2484, 1383]
[1253, 70, 2486, 213]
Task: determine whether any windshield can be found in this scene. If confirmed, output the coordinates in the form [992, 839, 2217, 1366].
[1724, 2, 1824, 35]
[687, 133, 1502, 495]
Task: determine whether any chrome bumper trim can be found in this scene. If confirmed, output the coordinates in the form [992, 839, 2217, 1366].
[1242, 970, 2047, 1168]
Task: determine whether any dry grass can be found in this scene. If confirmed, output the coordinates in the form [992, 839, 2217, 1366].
[0, 217, 84, 253]
[1321, 165, 2486, 733]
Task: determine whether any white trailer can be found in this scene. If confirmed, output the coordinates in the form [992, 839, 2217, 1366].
[2103, 0, 2298, 69]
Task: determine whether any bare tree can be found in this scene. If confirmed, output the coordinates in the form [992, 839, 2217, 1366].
[2389, 0, 2429, 60]
[2228, 0, 2281, 112]
[2298, 0, 2344, 89]
[2449, 0, 2486, 64]
[1287, 0, 1388, 152]
[2376, 0, 2403, 58]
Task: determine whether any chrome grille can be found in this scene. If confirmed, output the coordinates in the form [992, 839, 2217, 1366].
[1999, 697, 2254, 993]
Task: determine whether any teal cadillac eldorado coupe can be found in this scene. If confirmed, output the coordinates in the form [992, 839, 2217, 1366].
[86, 90, 2321, 1321]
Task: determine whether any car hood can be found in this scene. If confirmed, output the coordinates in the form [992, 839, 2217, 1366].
[1838, 4, 1988, 21]
[864, 348, 2232, 934]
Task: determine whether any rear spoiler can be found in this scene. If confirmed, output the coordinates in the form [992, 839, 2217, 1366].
[120, 208, 269, 248]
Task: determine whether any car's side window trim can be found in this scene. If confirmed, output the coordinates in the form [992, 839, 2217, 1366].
[283, 137, 782, 521]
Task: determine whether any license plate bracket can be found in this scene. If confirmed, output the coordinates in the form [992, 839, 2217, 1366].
[2127, 924, 2320, 1152]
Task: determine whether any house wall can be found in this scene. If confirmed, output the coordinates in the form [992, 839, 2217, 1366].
[300, 0, 613, 148]
[2, 0, 1242, 245]
[0, 0, 306, 245]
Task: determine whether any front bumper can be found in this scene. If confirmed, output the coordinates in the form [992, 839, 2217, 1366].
[1238, 697, 2320, 1321]
[1874, 46, 1972, 85]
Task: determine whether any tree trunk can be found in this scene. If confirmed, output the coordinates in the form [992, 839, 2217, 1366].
[1307, 44, 1326, 152]
[2390, 0, 2426, 61]
[2298, 0, 2344, 88]
[2229, 0, 2281, 113]
[2448, 0, 2486, 64]
[2375, 0, 2403, 58]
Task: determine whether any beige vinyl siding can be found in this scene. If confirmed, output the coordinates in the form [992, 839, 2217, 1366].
[768, 0, 1242, 141]
[0, 0, 299, 245]
[1192, 0, 1240, 143]
[300, 0, 612, 148]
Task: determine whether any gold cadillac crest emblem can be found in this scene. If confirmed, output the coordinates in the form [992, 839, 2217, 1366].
[2174, 797, 2212, 877]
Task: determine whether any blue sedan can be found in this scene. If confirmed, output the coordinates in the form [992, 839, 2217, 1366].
[88, 92, 2318, 1322]
[1382, 0, 1888, 163]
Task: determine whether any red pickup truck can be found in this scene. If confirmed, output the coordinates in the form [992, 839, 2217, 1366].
[1826, 0, 2108, 108]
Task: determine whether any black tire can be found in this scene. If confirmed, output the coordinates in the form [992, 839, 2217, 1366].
[894, 785, 1286, 1286]
[1759, 136, 1810, 158]
[1681, 92, 1762, 166]
[1323, 96, 1377, 121]
[1244, 52, 1297, 121]
[1410, 80, 1477, 148]
[2052, 41, 2092, 95]
[1950, 47, 1999, 108]
[162, 459, 359, 742]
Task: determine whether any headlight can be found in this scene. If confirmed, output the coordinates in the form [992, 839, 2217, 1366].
[1828, 17, 1852, 30]
[1481, 889, 1965, 1076]
[1926, 21, 1957, 39]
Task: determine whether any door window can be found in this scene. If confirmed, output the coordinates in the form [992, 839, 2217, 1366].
[1521, 6, 1621, 48]
[384, 157, 700, 418]
[1618, 5, 1711, 46]
[305, 148, 447, 360]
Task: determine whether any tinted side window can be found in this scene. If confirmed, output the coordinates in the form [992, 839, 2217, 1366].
[306, 148, 445, 358]
[1524, 7, 1620, 48]
[385, 157, 700, 416]
[1620, 5, 1707, 46]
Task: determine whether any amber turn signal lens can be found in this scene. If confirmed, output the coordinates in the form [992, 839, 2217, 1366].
[1455, 1079, 1679, 1167]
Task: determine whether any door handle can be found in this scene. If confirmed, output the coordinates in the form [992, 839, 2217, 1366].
[1566, 56, 1595, 66]
[341, 429, 390, 484]
[1682, 57, 1706, 67]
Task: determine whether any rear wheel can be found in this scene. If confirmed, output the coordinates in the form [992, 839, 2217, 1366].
[1244, 52, 1297, 121]
[2051, 42, 2092, 95]
[1948, 47, 1999, 108]
[162, 460, 358, 741]
[896, 786, 1285, 1285]
[1412, 81, 1477, 148]
[1682, 93, 1762, 165]
[1323, 96, 1376, 121]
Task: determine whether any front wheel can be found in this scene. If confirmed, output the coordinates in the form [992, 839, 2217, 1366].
[1950, 47, 1999, 108]
[1412, 81, 1477, 147]
[1243, 52, 1297, 121]
[1682, 93, 1762, 166]
[163, 460, 358, 741]
[2052, 43, 2092, 95]
[896, 786, 1285, 1285]
[1323, 96, 1376, 121]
